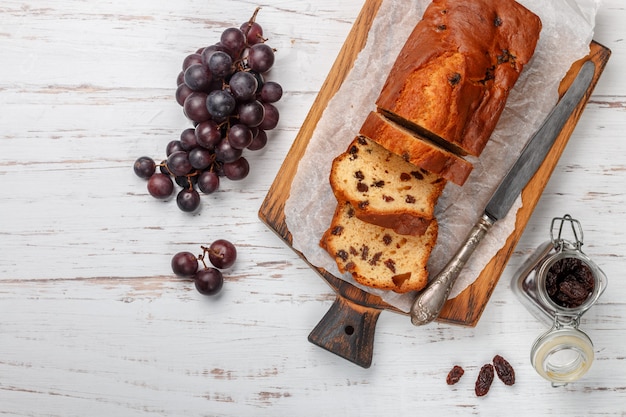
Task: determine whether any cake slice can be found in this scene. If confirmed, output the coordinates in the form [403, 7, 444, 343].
[359, 111, 473, 186]
[330, 135, 445, 236]
[320, 202, 437, 293]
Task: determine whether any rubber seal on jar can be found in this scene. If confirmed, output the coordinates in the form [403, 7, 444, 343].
[531, 326, 594, 386]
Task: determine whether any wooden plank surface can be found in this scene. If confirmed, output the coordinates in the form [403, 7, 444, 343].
[2, 0, 626, 415]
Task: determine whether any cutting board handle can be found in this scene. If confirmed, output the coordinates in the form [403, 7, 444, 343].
[308, 295, 381, 368]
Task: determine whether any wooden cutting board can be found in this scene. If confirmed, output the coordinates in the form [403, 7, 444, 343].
[258, 0, 611, 367]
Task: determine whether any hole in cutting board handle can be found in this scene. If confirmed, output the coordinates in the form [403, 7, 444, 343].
[308, 295, 382, 368]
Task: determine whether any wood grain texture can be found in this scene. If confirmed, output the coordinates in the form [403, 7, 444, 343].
[1, 0, 625, 416]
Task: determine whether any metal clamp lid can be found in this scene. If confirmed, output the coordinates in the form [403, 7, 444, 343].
[551, 214, 584, 252]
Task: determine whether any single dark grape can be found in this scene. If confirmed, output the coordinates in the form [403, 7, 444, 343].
[240, 21, 264, 45]
[259, 81, 282, 103]
[237, 100, 265, 127]
[247, 43, 274, 73]
[195, 120, 223, 150]
[197, 170, 220, 194]
[182, 53, 203, 71]
[207, 50, 233, 79]
[175, 83, 193, 106]
[223, 157, 250, 181]
[166, 150, 193, 177]
[147, 173, 174, 199]
[183, 92, 211, 123]
[184, 63, 213, 92]
[208, 239, 237, 269]
[179, 128, 198, 151]
[176, 71, 185, 86]
[176, 188, 201, 212]
[220, 27, 246, 58]
[247, 129, 267, 151]
[206, 90, 236, 119]
[229, 71, 258, 102]
[215, 138, 242, 164]
[188, 147, 214, 170]
[166, 140, 185, 156]
[259, 102, 279, 130]
[194, 268, 224, 296]
[201, 44, 230, 67]
[133, 156, 156, 179]
[227, 124, 253, 149]
[171, 251, 199, 277]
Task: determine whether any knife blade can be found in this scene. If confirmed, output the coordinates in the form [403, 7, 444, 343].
[409, 60, 596, 326]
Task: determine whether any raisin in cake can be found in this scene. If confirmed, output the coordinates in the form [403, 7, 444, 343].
[330, 135, 445, 236]
[320, 202, 437, 293]
[375, 0, 541, 156]
[359, 111, 473, 186]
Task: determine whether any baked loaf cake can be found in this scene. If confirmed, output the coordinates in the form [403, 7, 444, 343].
[320, 0, 542, 294]
[320, 202, 438, 293]
[375, 0, 542, 156]
[330, 135, 446, 236]
[359, 111, 473, 186]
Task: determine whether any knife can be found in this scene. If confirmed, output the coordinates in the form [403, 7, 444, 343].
[409, 60, 596, 326]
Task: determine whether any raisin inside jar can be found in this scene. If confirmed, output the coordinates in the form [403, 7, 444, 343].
[545, 257, 595, 309]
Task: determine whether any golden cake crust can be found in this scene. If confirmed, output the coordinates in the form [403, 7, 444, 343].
[375, 0, 542, 156]
[359, 111, 473, 186]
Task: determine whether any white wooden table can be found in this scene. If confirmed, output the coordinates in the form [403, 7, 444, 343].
[1, 1, 624, 415]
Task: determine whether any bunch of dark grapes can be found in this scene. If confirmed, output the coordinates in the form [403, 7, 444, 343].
[133, 7, 282, 212]
[171, 239, 237, 295]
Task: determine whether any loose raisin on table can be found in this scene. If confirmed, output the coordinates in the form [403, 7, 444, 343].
[475, 364, 494, 397]
[446, 365, 465, 385]
[493, 355, 515, 386]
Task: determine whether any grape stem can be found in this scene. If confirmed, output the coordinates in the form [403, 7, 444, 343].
[198, 245, 223, 269]
[242, 7, 267, 44]
[184, 170, 199, 190]
[242, 7, 261, 33]
[158, 160, 173, 176]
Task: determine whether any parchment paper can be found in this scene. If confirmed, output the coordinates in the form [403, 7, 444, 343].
[284, 0, 601, 312]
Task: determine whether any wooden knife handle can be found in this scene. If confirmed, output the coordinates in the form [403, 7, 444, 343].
[308, 295, 382, 368]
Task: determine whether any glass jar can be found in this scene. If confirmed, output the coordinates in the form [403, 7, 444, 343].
[512, 214, 607, 386]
